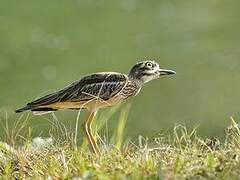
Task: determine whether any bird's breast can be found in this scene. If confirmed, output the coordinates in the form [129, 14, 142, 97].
[120, 81, 141, 99]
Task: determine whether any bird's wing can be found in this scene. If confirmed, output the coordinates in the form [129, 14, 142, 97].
[27, 72, 128, 109]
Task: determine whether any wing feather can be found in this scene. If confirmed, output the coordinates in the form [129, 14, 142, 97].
[26, 73, 128, 109]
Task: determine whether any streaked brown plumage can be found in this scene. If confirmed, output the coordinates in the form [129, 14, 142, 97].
[16, 72, 128, 112]
[15, 60, 176, 154]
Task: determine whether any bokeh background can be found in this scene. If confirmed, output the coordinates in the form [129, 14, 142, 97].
[0, 0, 240, 139]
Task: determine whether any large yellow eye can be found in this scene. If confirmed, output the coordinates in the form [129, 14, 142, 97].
[146, 62, 152, 68]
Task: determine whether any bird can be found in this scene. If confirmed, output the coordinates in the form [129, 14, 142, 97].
[15, 60, 176, 154]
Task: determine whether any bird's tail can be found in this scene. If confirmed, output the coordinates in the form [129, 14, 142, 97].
[15, 105, 57, 114]
[15, 106, 31, 113]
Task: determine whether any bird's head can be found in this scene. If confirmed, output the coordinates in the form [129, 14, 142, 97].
[128, 60, 176, 84]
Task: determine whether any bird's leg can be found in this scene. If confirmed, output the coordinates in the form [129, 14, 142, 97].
[83, 110, 100, 154]
[87, 111, 100, 154]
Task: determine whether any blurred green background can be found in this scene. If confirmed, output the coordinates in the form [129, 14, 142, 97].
[0, 0, 240, 139]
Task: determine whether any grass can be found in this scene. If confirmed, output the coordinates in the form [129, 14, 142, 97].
[0, 110, 240, 179]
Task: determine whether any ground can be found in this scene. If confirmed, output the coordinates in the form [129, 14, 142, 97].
[0, 116, 240, 180]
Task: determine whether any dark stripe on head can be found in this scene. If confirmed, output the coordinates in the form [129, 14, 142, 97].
[140, 72, 153, 76]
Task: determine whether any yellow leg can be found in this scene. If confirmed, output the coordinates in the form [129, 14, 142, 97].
[83, 111, 100, 154]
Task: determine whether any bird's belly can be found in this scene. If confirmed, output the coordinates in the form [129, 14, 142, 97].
[42, 96, 123, 110]
[83, 96, 123, 109]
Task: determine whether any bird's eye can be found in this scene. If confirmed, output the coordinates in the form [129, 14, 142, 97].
[146, 62, 152, 68]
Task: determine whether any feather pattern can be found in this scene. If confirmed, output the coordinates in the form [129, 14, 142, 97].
[120, 81, 141, 99]
[24, 72, 128, 110]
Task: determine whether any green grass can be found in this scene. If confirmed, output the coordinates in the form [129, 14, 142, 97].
[0, 112, 240, 179]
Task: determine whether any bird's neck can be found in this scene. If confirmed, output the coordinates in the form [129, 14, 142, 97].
[128, 76, 144, 88]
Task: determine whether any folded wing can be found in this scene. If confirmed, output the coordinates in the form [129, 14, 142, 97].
[16, 72, 128, 112]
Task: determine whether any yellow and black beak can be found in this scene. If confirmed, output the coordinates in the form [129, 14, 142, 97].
[158, 69, 176, 76]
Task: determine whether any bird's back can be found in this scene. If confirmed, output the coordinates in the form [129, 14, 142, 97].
[16, 72, 128, 112]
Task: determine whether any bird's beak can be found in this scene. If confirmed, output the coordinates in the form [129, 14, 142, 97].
[158, 69, 176, 76]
